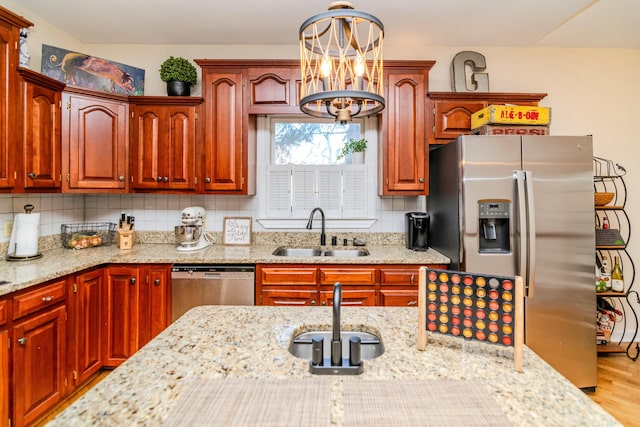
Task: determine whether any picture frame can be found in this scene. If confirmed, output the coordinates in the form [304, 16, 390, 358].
[222, 217, 252, 245]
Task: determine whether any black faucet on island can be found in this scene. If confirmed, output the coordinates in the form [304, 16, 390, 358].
[331, 282, 342, 366]
[306, 207, 326, 246]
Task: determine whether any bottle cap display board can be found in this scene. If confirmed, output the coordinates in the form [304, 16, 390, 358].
[417, 267, 524, 372]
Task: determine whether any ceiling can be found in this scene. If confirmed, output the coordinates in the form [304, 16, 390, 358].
[15, 0, 640, 49]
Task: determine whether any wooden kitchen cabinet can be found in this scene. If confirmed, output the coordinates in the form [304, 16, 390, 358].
[104, 264, 171, 366]
[319, 267, 377, 306]
[130, 97, 202, 191]
[103, 265, 140, 366]
[0, 299, 8, 427]
[62, 87, 129, 192]
[247, 63, 300, 114]
[196, 62, 255, 194]
[427, 92, 547, 145]
[0, 8, 32, 191]
[12, 304, 66, 427]
[379, 266, 421, 307]
[258, 266, 318, 306]
[66, 267, 104, 391]
[18, 68, 65, 191]
[379, 61, 435, 196]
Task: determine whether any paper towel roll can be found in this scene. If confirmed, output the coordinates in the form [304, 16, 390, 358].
[7, 212, 40, 257]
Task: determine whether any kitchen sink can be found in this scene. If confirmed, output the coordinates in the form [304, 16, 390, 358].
[272, 247, 322, 257]
[289, 331, 384, 360]
[272, 247, 369, 257]
[323, 249, 369, 257]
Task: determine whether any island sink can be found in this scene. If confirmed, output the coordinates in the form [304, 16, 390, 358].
[289, 331, 384, 360]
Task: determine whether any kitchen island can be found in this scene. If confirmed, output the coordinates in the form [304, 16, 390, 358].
[46, 305, 619, 426]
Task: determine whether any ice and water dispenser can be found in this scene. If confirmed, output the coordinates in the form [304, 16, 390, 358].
[478, 200, 510, 253]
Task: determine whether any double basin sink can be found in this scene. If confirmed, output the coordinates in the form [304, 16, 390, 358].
[273, 246, 370, 258]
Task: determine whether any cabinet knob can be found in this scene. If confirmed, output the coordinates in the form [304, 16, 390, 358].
[321, 301, 327, 306]
[311, 299, 316, 306]
[205, 177, 211, 183]
[27, 172, 36, 179]
[18, 337, 27, 345]
[157, 176, 163, 182]
[154, 278, 161, 286]
[164, 177, 169, 182]
[419, 177, 425, 183]
[119, 176, 125, 181]
[130, 277, 136, 285]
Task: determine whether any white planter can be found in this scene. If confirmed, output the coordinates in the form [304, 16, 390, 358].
[351, 151, 365, 164]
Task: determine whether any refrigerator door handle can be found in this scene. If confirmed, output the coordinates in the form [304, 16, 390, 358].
[524, 170, 536, 297]
[514, 170, 531, 297]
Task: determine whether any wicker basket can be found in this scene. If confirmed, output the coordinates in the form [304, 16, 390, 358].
[61, 222, 116, 249]
[594, 192, 615, 206]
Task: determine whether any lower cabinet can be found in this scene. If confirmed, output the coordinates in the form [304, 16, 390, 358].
[257, 264, 447, 307]
[1, 323, 8, 427]
[12, 305, 66, 427]
[67, 267, 105, 391]
[104, 264, 170, 367]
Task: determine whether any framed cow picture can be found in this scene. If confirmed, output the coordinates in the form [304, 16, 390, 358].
[41, 44, 145, 95]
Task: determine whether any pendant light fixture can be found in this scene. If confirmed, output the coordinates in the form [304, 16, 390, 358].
[299, 1, 384, 123]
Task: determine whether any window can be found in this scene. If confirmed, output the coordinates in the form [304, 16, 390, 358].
[257, 116, 377, 229]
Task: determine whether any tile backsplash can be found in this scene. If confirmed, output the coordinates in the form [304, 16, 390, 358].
[0, 193, 422, 243]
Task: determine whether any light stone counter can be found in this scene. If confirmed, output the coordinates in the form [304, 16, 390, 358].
[0, 238, 449, 296]
[46, 305, 619, 427]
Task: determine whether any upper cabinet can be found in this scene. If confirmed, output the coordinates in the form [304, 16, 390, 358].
[0, 7, 33, 192]
[61, 87, 129, 192]
[246, 63, 301, 114]
[18, 68, 65, 191]
[196, 60, 256, 194]
[427, 92, 547, 145]
[379, 61, 435, 196]
[129, 96, 202, 192]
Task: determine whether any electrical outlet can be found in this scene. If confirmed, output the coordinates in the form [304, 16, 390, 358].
[3, 220, 13, 238]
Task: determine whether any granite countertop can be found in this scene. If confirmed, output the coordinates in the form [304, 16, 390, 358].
[0, 237, 450, 296]
[46, 305, 619, 427]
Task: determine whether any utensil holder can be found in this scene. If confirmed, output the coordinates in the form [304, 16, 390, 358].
[117, 230, 134, 250]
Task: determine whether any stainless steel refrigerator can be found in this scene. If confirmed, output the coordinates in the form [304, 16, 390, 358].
[429, 135, 596, 389]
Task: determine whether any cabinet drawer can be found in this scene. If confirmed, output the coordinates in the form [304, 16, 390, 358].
[260, 268, 317, 285]
[0, 299, 8, 326]
[13, 279, 66, 320]
[320, 268, 376, 285]
[380, 290, 419, 306]
[380, 268, 420, 286]
[320, 289, 376, 306]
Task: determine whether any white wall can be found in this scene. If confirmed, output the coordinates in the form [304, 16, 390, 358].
[4, 1, 640, 340]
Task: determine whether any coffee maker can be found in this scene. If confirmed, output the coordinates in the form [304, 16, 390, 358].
[405, 212, 430, 251]
[174, 206, 211, 251]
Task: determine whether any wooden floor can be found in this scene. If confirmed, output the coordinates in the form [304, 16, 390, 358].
[588, 352, 640, 426]
[34, 355, 640, 426]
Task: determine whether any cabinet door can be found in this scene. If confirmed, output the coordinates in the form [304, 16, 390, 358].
[379, 290, 419, 307]
[12, 305, 66, 427]
[380, 70, 427, 195]
[0, 21, 19, 190]
[201, 70, 245, 192]
[247, 67, 298, 114]
[68, 268, 104, 389]
[131, 103, 196, 190]
[63, 91, 128, 191]
[432, 100, 486, 142]
[0, 329, 8, 427]
[21, 73, 63, 189]
[139, 265, 170, 347]
[103, 266, 140, 367]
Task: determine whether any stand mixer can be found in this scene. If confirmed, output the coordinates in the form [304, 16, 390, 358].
[174, 207, 213, 251]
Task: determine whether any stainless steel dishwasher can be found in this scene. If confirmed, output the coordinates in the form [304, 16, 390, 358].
[171, 265, 255, 322]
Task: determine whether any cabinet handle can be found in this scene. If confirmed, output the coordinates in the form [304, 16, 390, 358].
[130, 278, 136, 285]
[42, 295, 54, 302]
[205, 177, 211, 183]
[27, 172, 36, 179]
[407, 300, 417, 306]
[410, 274, 415, 284]
[18, 337, 27, 345]
[119, 176, 125, 181]
[157, 176, 163, 182]
[154, 279, 161, 286]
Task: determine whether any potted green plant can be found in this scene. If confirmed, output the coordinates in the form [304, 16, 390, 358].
[337, 138, 367, 164]
[159, 56, 198, 96]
